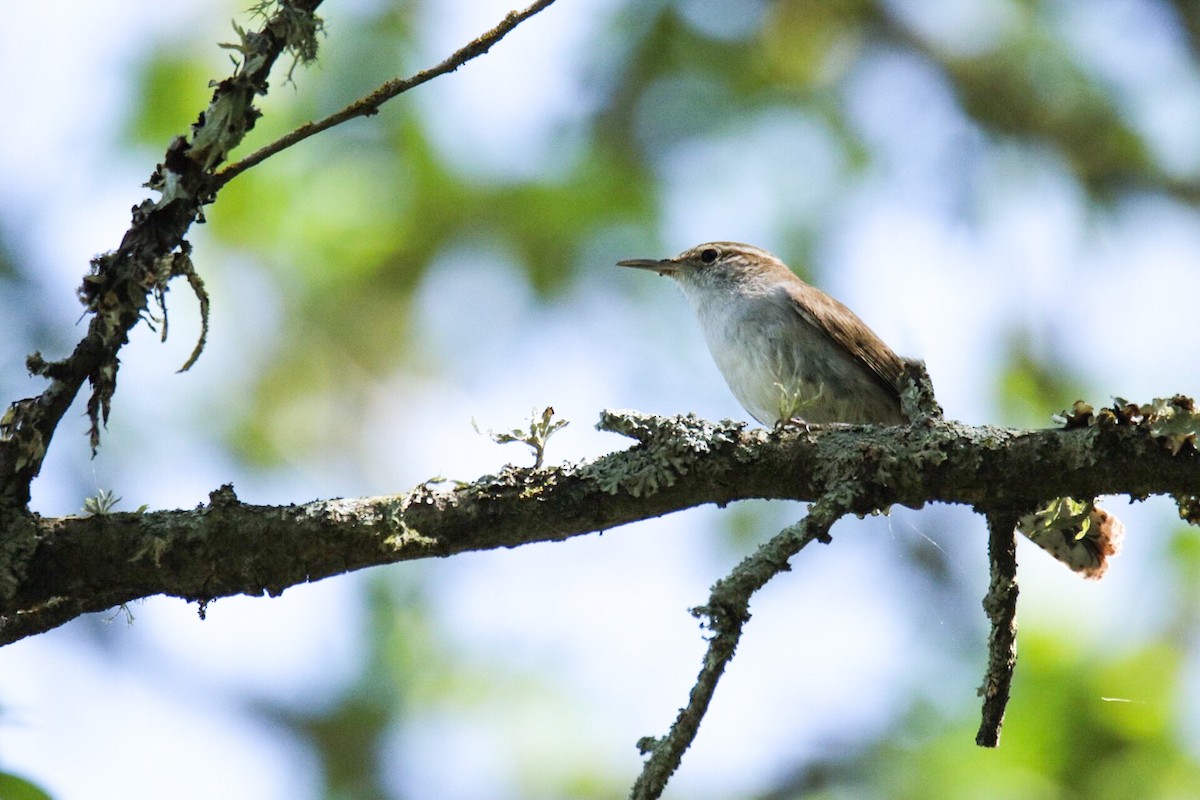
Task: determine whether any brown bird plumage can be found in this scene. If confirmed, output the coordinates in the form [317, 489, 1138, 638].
[619, 241, 905, 425]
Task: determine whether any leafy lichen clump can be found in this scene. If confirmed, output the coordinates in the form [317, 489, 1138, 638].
[586, 411, 745, 497]
[1057, 395, 1200, 456]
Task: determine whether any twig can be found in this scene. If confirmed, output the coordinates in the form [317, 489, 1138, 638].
[214, 0, 560, 188]
[474, 406, 568, 469]
[629, 497, 850, 800]
[976, 511, 1019, 747]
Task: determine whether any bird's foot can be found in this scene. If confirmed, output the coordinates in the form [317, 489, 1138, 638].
[774, 416, 812, 433]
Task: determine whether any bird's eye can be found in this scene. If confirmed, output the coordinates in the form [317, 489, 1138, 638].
[699, 248, 719, 264]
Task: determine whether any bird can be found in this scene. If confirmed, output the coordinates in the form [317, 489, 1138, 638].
[618, 241, 1122, 578]
[617, 241, 906, 427]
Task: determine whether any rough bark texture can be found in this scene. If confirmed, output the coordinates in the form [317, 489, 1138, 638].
[976, 511, 1020, 747]
[3, 408, 1196, 645]
[0, 0, 573, 642]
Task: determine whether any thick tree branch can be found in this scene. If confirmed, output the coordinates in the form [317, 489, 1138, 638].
[2, 405, 1198, 645]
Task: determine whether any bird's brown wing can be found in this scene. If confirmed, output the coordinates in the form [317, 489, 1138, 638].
[789, 288, 906, 398]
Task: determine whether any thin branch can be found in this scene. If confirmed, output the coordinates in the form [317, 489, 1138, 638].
[214, 0, 560, 189]
[976, 510, 1019, 747]
[630, 498, 849, 800]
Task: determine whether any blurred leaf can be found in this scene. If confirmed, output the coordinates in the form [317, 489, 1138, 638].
[1169, 526, 1200, 583]
[763, 0, 871, 87]
[126, 51, 215, 149]
[997, 333, 1086, 427]
[925, 25, 1155, 197]
[765, 632, 1200, 799]
[0, 772, 54, 800]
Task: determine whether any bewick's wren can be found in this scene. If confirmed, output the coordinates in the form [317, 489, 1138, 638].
[618, 241, 906, 426]
[618, 240, 1122, 578]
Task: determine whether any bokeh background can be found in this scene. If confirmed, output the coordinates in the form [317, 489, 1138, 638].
[3, 0, 1200, 797]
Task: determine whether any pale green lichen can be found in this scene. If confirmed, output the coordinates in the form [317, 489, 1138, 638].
[1017, 497, 1124, 579]
[1058, 395, 1200, 457]
[586, 411, 744, 497]
[1142, 397, 1200, 455]
[82, 489, 148, 516]
[128, 535, 170, 567]
[379, 494, 438, 551]
[906, 435, 950, 471]
[899, 359, 944, 422]
[249, 0, 325, 69]
[1018, 497, 1094, 542]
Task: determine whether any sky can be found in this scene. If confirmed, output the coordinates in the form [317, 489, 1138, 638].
[2, 1, 1200, 798]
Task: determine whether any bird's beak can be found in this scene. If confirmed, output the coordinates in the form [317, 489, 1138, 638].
[616, 257, 680, 276]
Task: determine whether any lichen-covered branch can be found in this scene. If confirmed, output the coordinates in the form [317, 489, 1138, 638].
[0, 2, 325, 512]
[976, 510, 1020, 747]
[3, 404, 1199, 645]
[0, 0, 562, 611]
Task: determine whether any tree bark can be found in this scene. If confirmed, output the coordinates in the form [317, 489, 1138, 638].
[3, 409, 1196, 645]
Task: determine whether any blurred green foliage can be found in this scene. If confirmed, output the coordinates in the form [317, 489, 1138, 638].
[100, 0, 1200, 797]
[128, 0, 1200, 465]
[250, 576, 632, 799]
[0, 772, 55, 800]
[767, 632, 1200, 800]
[996, 332, 1087, 428]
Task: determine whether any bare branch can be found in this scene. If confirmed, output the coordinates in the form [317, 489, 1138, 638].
[630, 499, 847, 800]
[214, 0, 560, 189]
